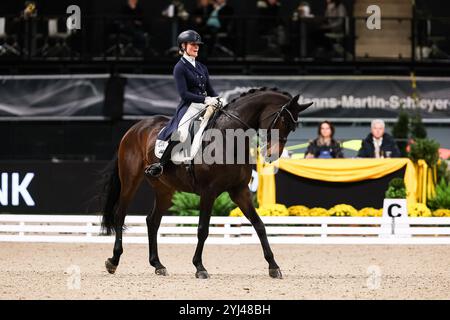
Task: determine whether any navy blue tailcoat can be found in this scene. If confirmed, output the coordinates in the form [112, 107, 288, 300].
[157, 57, 217, 141]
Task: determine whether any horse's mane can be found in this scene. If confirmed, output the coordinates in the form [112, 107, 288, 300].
[225, 87, 292, 108]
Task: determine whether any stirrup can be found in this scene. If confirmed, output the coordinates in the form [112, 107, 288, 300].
[144, 163, 163, 177]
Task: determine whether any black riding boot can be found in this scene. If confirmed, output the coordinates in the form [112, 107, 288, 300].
[145, 141, 178, 177]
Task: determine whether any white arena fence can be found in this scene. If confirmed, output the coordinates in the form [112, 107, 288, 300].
[0, 215, 450, 245]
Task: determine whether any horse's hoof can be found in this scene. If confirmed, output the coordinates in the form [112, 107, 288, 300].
[105, 258, 117, 274]
[195, 270, 210, 279]
[155, 268, 169, 276]
[269, 268, 283, 279]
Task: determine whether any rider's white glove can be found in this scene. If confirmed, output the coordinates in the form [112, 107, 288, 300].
[204, 96, 220, 107]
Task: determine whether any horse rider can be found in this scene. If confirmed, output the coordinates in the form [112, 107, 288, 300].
[145, 30, 221, 177]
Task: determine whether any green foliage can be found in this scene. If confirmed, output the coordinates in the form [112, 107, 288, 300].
[437, 160, 450, 185]
[392, 110, 410, 157]
[169, 192, 201, 216]
[385, 178, 407, 199]
[408, 138, 440, 167]
[385, 186, 407, 199]
[410, 112, 427, 139]
[427, 179, 450, 210]
[169, 191, 237, 216]
[389, 177, 406, 189]
[252, 192, 259, 208]
[212, 192, 238, 216]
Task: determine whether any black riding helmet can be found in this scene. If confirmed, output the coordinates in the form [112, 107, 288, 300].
[177, 30, 203, 51]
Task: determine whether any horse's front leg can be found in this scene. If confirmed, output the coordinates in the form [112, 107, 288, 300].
[192, 195, 215, 279]
[229, 186, 282, 279]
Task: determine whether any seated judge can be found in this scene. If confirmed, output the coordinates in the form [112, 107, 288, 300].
[357, 119, 401, 158]
[305, 121, 344, 158]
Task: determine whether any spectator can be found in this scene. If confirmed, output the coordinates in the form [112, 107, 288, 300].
[192, 0, 214, 31]
[206, 0, 234, 33]
[292, 1, 315, 57]
[357, 119, 401, 158]
[204, 0, 234, 56]
[321, 0, 347, 33]
[292, 1, 314, 21]
[305, 121, 344, 158]
[257, 0, 286, 54]
[120, 0, 146, 51]
[314, 0, 348, 59]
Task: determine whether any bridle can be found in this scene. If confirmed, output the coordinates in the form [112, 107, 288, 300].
[260, 103, 299, 132]
[217, 100, 299, 158]
[219, 100, 299, 134]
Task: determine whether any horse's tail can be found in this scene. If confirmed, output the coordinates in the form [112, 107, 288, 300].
[100, 153, 121, 235]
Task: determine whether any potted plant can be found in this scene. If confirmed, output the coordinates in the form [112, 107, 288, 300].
[381, 178, 409, 237]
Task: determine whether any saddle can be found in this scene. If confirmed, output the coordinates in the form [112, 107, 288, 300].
[154, 103, 217, 163]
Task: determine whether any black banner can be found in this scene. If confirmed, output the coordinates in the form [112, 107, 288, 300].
[275, 167, 405, 209]
[0, 75, 108, 117]
[0, 161, 154, 214]
[1, 75, 449, 119]
[123, 75, 450, 119]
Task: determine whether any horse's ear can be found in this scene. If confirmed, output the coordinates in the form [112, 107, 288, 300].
[288, 94, 300, 109]
[291, 94, 313, 113]
[297, 101, 314, 113]
[288, 94, 313, 113]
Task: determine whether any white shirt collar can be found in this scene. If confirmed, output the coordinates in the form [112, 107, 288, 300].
[373, 137, 383, 145]
[183, 53, 196, 67]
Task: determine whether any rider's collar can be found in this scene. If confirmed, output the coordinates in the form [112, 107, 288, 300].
[183, 53, 196, 67]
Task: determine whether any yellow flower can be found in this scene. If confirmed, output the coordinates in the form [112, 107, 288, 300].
[229, 207, 243, 217]
[309, 207, 329, 216]
[256, 207, 271, 216]
[288, 205, 310, 216]
[433, 209, 450, 217]
[408, 203, 432, 217]
[260, 204, 289, 216]
[358, 207, 383, 217]
[328, 204, 357, 217]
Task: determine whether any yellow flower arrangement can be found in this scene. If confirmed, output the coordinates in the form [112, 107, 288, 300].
[288, 205, 310, 216]
[260, 204, 289, 216]
[230, 203, 447, 218]
[358, 207, 383, 217]
[229, 204, 289, 217]
[309, 207, 329, 216]
[408, 203, 432, 217]
[229, 207, 244, 217]
[432, 209, 450, 217]
[256, 206, 271, 216]
[328, 204, 358, 217]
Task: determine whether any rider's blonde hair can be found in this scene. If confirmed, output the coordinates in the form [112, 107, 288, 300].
[179, 43, 186, 56]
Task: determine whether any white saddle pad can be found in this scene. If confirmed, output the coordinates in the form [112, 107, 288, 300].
[154, 102, 210, 163]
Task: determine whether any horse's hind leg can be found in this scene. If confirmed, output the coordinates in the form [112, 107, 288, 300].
[105, 162, 142, 274]
[146, 182, 174, 276]
[105, 199, 129, 274]
[229, 186, 282, 279]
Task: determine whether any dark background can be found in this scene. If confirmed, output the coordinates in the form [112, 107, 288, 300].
[0, 0, 448, 59]
[1, 0, 448, 17]
[275, 167, 405, 209]
[0, 161, 155, 214]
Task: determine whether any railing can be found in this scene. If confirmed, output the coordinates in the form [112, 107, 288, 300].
[1, 14, 449, 64]
[1, 214, 450, 244]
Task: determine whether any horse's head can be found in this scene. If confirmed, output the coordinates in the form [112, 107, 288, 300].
[260, 94, 313, 161]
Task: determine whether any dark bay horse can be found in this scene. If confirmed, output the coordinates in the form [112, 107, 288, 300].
[100, 88, 312, 279]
